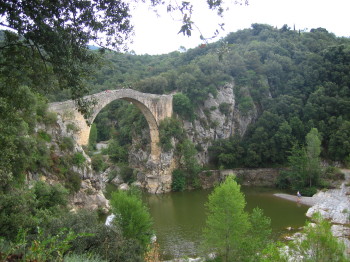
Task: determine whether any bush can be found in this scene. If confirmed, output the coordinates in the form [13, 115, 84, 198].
[108, 169, 119, 181]
[37, 130, 52, 142]
[91, 154, 106, 172]
[107, 139, 128, 163]
[219, 102, 231, 116]
[64, 171, 82, 193]
[300, 187, 318, 197]
[171, 169, 186, 191]
[33, 181, 68, 210]
[288, 213, 347, 261]
[42, 210, 144, 262]
[110, 190, 153, 253]
[64, 253, 108, 262]
[43, 111, 58, 126]
[159, 118, 183, 152]
[173, 93, 195, 120]
[66, 123, 80, 133]
[324, 166, 345, 180]
[0, 188, 38, 240]
[275, 170, 291, 189]
[60, 137, 75, 152]
[72, 152, 86, 168]
[120, 166, 135, 184]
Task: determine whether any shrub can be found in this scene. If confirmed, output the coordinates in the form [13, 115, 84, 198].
[33, 181, 68, 210]
[66, 123, 80, 133]
[72, 152, 86, 168]
[300, 187, 318, 197]
[60, 137, 75, 152]
[37, 130, 52, 142]
[219, 102, 231, 115]
[110, 190, 153, 253]
[289, 213, 347, 261]
[120, 166, 135, 184]
[64, 253, 108, 262]
[91, 154, 106, 172]
[42, 210, 144, 262]
[171, 169, 186, 191]
[173, 93, 195, 120]
[107, 140, 128, 163]
[324, 166, 345, 180]
[65, 171, 82, 193]
[0, 188, 38, 241]
[108, 169, 119, 181]
[159, 117, 183, 152]
[43, 111, 58, 126]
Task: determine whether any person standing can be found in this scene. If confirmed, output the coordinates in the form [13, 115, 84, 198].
[297, 191, 301, 202]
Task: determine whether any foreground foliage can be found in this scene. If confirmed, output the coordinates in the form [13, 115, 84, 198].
[289, 213, 347, 262]
[110, 189, 153, 254]
[0, 187, 148, 261]
[202, 176, 272, 262]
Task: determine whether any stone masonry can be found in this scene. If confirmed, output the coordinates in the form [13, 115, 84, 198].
[48, 88, 173, 161]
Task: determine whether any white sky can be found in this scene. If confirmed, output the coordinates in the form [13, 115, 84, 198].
[128, 0, 350, 55]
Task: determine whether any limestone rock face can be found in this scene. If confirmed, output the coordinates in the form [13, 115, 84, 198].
[71, 190, 109, 212]
[35, 113, 110, 212]
[306, 183, 350, 225]
[135, 154, 175, 194]
[183, 83, 257, 165]
[125, 83, 258, 193]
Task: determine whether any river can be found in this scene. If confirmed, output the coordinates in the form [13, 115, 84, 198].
[142, 186, 309, 260]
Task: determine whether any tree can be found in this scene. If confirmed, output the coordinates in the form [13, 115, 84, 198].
[158, 117, 183, 151]
[0, 3, 132, 121]
[202, 176, 271, 262]
[173, 93, 195, 120]
[277, 128, 322, 195]
[305, 128, 322, 188]
[243, 207, 272, 260]
[110, 189, 153, 252]
[329, 121, 350, 161]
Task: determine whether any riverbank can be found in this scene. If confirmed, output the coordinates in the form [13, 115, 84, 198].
[274, 169, 350, 255]
[273, 193, 318, 206]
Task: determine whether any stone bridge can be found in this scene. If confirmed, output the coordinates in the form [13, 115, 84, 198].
[49, 89, 173, 161]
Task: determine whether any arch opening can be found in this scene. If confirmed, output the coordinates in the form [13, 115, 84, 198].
[88, 98, 160, 162]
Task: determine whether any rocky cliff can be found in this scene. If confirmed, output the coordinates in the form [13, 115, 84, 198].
[183, 83, 257, 165]
[123, 82, 258, 193]
[33, 82, 257, 211]
[32, 113, 110, 212]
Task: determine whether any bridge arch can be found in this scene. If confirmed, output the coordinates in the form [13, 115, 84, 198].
[49, 89, 173, 161]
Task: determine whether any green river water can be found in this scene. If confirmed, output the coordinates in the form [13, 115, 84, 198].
[105, 184, 309, 260]
[141, 186, 309, 260]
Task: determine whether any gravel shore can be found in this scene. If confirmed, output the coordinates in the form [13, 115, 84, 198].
[273, 193, 319, 206]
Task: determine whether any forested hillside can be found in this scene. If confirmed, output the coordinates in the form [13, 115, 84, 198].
[71, 24, 350, 170]
[2, 17, 350, 259]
